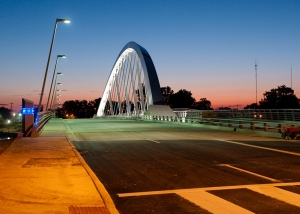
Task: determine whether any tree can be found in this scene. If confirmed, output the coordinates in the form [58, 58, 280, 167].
[0, 107, 11, 120]
[161, 86, 174, 105]
[169, 89, 196, 108]
[58, 98, 102, 118]
[259, 85, 299, 109]
[244, 103, 259, 109]
[193, 98, 213, 110]
[218, 107, 231, 110]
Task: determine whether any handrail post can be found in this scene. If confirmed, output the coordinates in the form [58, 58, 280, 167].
[239, 121, 243, 129]
[278, 124, 283, 133]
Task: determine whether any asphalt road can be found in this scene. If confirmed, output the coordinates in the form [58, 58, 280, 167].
[65, 118, 300, 214]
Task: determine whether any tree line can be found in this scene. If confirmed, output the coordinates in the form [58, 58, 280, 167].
[244, 85, 299, 109]
[56, 86, 213, 118]
[1, 84, 298, 119]
[56, 85, 300, 118]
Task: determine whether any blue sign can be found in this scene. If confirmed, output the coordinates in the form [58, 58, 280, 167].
[22, 108, 34, 114]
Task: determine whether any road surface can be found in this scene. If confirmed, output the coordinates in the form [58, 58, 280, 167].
[64, 118, 300, 214]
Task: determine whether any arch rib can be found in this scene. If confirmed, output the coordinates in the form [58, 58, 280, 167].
[97, 41, 164, 116]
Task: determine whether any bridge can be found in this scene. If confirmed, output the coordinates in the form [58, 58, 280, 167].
[10, 42, 300, 213]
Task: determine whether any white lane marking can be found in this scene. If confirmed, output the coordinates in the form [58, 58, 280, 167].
[146, 139, 161, 144]
[247, 186, 300, 208]
[216, 139, 300, 157]
[63, 121, 78, 141]
[178, 191, 254, 214]
[117, 182, 300, 197]
[218, 164, 281, 182]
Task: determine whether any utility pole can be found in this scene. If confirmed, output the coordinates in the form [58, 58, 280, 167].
[255, 59, 258, 105]
[10, 102, 14, 111]
[291, 65, 293, 89]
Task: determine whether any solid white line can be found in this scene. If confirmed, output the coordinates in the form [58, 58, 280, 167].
[178, 191, 254, 214]
[146, 139, 161, 144]
[219, 164, 281, 182]
[216, 139, 300, 157]
[63, 121, 78, 141]
[248, 186, 300, 208]
[117, 182, 300, 197]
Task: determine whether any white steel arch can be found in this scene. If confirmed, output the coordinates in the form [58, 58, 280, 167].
[97, 42, 164, 117]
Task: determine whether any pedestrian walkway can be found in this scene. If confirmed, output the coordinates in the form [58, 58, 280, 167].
[0, 118, 118, 214]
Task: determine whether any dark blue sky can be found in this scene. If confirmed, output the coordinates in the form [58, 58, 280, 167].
[1, 0, 299, 110]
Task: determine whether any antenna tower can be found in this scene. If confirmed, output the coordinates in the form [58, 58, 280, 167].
[255, 59, 258, 104]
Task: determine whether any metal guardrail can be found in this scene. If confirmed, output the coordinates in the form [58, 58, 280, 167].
[173, 109, 300, 121]
[31, 111, 55, 137]
[140, 114, 300, 137]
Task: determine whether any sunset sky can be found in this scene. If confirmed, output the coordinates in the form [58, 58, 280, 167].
[1, 0, 299, 111]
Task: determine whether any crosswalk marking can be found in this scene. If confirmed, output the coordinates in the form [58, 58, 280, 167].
[118, 182, 300, 197]
[247, 186, 300, 208]
[178, 191, 254, 214]
[118, 182, 300, 213]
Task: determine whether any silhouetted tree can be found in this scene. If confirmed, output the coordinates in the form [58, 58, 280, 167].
[218, 107, 231, 110]
[161, 86, 174, 105]
[58, 98, 102, 118]
[0, 107, 11, 120]
[259, 85, 299, 109]
[193, 98, 213, 110]
[169, 89, 196, 108]
[244, 103, 259, 109]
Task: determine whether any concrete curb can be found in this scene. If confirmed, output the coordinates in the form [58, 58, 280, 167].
[65, 136, 120, 214]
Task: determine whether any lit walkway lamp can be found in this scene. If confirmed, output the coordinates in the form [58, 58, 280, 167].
[50, 80, 63, 109]
[46, 55, 66, 110]
[37, 18, 70, 114]
[33, 18, 70, 136]
[50, 73, 63, 109]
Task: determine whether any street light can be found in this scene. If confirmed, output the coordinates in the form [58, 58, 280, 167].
[33, 18, 70, 137]
[6, 120, 11, 133]
[50, 73, 63, 110]
[46, 55, 66, 111]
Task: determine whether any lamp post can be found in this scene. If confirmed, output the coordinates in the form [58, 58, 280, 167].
[50, 73, 63, 109]
[33, 18, 70, 137]
[46, 55, 66, 111]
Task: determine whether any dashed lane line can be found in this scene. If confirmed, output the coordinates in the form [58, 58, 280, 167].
[146, 139, 161, 144]
[216, 139, 300, 157]
[218, 164, 281, 182]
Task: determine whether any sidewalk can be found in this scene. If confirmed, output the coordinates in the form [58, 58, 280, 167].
[0, 118, 118, 214]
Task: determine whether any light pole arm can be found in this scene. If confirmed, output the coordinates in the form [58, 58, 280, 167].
[32, 20, 58, 137]
[36, 19, 58, 114]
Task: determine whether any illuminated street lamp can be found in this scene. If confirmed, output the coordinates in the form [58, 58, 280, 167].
[6, 120, 11, 133]
[33, 18, 70, 137]
[50, 73, 63, 110]
[46, 55, 66, 110]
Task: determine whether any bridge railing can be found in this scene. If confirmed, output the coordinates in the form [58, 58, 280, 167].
[141, 114, 300, 135]
[173, 109, 300, 121]
[31, 111, 55, 137]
